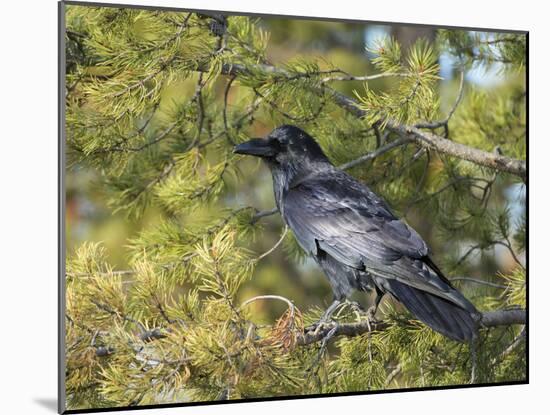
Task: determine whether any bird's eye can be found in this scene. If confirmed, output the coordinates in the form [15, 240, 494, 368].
[269, 137, 286, 148]
[265, 137, 283, 153]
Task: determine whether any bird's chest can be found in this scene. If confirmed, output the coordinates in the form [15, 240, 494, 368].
[271, 171, 289, 218]
[278, 193, 319, 257]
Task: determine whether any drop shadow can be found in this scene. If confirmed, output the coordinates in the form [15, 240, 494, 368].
[34, 398, 58, 413]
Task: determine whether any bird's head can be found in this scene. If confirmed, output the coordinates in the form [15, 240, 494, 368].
[233, 125, 330, 169]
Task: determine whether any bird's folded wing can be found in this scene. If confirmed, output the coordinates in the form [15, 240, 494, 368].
[283, 172, 461, 301]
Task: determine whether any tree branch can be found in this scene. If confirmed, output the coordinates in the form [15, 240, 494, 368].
[415, 69, 465, 130]
[338, 137, 410, 170]
[481, 309, 526, 327]
[212, 62, 526, 180]
[388, 123, 526, 180]
[251, 207, 279, 223]
[326, 86, 526, 180]
[297, 308, 526, 346]
[256, 225, 288, 260]
[449, 277, 508, 289]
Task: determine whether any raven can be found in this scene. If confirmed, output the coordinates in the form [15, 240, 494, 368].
[235, 125, 481, 342]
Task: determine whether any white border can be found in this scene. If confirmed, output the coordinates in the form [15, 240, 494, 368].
[2, 1, 545, 414]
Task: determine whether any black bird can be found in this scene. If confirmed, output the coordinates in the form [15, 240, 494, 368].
[234, 125, 481, 342]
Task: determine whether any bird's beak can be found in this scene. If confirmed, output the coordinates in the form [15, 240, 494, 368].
[234, 138, 277, 157]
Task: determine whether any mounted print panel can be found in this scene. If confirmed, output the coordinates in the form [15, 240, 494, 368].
[59, 1, 527, 413]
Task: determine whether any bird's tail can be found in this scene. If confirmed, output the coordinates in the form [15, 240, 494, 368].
[386, 280, 481, 342]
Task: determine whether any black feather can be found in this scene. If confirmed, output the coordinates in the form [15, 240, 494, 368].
[383, 279, 479, 342]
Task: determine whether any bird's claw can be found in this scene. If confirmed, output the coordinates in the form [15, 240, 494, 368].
[346, 300, 367, 316]
[305, 318, 333, 335]
[304, 298, 343, 334]
[367, 304, 382, 323]
[363, 305, 381, 332]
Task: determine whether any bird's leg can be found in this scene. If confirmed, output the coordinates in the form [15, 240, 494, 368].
[320, 298, 343, 323]
[305, 298, 342, 333]
[366, 289, 384, 324]
[321, 299, 342, 323]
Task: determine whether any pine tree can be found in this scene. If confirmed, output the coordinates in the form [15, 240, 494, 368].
[63, 4, 526, 410]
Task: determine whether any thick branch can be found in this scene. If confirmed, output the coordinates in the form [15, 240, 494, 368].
[297, 308, 526, 346]
[481, 309, 526, 327]
[213, 62, 526, 180]
[388, 123, 526, 180]
[327, 87, 526, 180]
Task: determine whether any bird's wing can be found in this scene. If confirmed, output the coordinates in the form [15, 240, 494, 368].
[284, 170, 428, 264]
[283, 170, 460, 301]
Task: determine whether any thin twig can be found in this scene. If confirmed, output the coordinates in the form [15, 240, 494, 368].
[416, 69, 465, 130]
[241, 294, 296, 320]
[251, 207, 279, 223]
[449, 277, 508, 289]
[223, 75, 237, 145]
[490, 326, 526, 367]
[257, 226, 289, 261]
[198, 97, 263, 149]
[499, 238, 526, 270]
[321, 72, 409, 83]
[90, 299, 147, 333]
[339, 138, 410, 170]
[385, 364, 402, 387]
